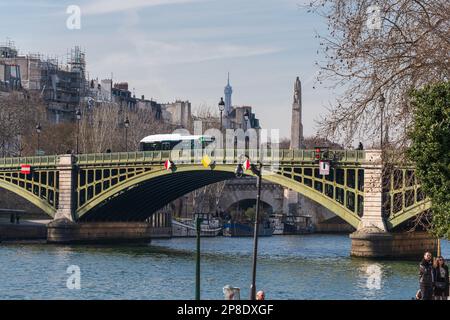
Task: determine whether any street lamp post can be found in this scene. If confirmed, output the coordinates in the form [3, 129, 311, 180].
[378, 93, 386, 149]
[234, 159, 263, 300]
[124, 117, 130, 152]
[249, 162, 262, 300]
[243, 110, 250, 130]
[35, 123, 42, 155]
[218, 97, 225, 132]
[76, 109, 82, 154]
[243, 111, 250, 150]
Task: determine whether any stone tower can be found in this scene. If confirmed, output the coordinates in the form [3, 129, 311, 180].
[286, 77, 303, 216]
[290, 77, 303, 149]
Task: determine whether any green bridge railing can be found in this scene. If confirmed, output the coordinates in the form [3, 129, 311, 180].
[0, 155, 59, 168]
[75, 149, 366, 165]
[0, 149, 366, 168]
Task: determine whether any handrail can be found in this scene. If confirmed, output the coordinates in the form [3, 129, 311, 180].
[0, 150, 369, 167]
[74, 149, 367, 165]
[0, 155, 58, 168]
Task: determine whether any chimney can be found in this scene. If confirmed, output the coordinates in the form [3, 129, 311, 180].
[141, 95, 145, 100]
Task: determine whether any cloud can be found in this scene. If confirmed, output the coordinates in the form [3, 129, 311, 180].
[82, 0, 203, 16]
[89, 36, 283, 101]
[99, 38, 282, 67]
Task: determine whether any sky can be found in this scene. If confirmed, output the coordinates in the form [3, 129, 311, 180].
[0, 0, 335, 139]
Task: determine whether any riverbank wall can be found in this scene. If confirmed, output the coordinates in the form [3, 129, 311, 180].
[46, 220, 171, 244]
[0, 219, 171, 244]
[0, 222, 48, 242]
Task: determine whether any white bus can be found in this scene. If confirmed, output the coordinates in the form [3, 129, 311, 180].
[139, 134, 215, 151]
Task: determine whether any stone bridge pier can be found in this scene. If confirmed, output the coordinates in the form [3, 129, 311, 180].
[47, 155, 171, 244]
[350, 150, 437, 259]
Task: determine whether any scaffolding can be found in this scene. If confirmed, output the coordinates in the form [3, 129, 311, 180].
[22, 46, 88, 119]
[0, 41, 101, 122]
[67, 46, 87, 96]
[0, 39, 18, 58]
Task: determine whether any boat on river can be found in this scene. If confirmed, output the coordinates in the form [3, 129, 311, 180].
[270, 214, 313, 235]
[222, 220, 274, 237]
[171, 217, 222, 237]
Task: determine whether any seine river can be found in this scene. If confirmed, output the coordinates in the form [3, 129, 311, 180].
[0, 234, 448, 300]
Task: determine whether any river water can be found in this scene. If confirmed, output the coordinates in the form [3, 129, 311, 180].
[0, 234, 448, 300]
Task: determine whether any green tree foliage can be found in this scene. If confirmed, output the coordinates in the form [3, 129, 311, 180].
[244, 206, 269, 222]
[244, 207, 256, 222]
[408, 82, 450, 238]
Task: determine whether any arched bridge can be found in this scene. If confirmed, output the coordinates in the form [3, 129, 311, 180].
[0, 149, 430, 231]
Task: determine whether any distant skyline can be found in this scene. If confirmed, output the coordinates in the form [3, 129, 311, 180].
[1, 0, 339, 139]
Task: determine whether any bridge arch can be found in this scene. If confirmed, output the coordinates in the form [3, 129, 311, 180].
[0, 180, 56, 217]
[218, 183, 283, 216]
[262, 173, 360, 228]
[387, 200, 432, 229]
[77, 166, 236, 221]
[76, 165, 360, 228]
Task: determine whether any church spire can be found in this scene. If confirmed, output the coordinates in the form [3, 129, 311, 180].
[224, 72, 232, 116]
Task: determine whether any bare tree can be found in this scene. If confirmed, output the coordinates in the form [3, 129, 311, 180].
[39, 123, 76, 155]
[306, 0, 450, 149]
[192, 103, 220, 131]
[0, 92, 47, 157]
[191, 181, 226, 215]
[124, 107, 171, 151]
[279, 137, 291, 149]
[78, 103, 120, 153]
[303, 136, 344, 149]
[192, 103, 219, 120]
[77, 103, 170, 153]
[305, 1, 449, 230]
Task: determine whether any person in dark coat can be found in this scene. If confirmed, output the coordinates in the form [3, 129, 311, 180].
[419, 251, 434, 300]
[433, 256, 449, 300]
[357, 142, 364, 150]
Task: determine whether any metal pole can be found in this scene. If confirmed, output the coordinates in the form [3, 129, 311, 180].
[220, 110, 223, 132]
[250, 163, 262, 300]
[195, 215, 201, 300]
[76, 120, 79, 154]
[37, 133, 40, 155]
[380, 103, 384, 149]
[125, 127, 128, 152]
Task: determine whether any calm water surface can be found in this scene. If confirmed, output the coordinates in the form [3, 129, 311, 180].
[0, 234, 448, 300]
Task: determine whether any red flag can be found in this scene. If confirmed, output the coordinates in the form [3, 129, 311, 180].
[164, 160, 172, 171]
[243, 159, 251, 171]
